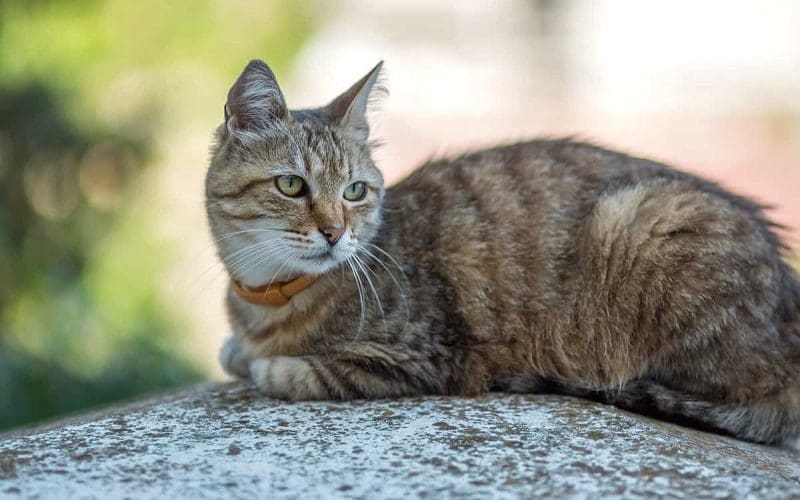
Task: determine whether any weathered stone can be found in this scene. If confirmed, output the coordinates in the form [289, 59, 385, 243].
[1, 383, 799, 498]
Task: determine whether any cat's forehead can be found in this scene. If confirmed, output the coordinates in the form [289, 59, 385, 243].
[294, 124, 350, 177]
[289, 122, 376, 183]
[228, 120, 379, 185]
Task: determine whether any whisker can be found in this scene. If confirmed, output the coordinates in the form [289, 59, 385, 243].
[183, 239, 282, 303]
[361, 243, 411, 304]
[358, 243, 411, 335]
[241, 248, 303, 332]
[347, 257, 367, 342]
[364, 242, 407, 278]
[223, 239, 277, 264]
[352, 253, 387, 335]
[228, 245, 287, 280]
[223, 242, 282, 279]
[214, 227, 287, 243]
[204, 199, 228, 210]
[264, 253, 294, 289]
[195, 238, 276, 283]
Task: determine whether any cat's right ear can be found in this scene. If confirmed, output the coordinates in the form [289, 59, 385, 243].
[224, 60, 289, 136]
[323, 61, 385, 141]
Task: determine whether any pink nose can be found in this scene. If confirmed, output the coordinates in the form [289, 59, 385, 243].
[319, 224, 345, 246]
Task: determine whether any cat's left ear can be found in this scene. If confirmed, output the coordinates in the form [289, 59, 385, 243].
[324, 61, 385, 141]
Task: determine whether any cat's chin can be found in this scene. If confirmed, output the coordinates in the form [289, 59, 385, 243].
[290, 251, 353, 277]
[292, 259, 339, 276]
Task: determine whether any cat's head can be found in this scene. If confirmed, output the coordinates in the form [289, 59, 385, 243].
[206, 60, 385, 287]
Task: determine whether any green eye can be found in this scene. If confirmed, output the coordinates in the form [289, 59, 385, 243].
[343, 181, 367, 201]
[275, 175, 305, 197]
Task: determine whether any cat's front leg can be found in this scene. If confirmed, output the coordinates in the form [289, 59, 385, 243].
[219, 335, 252, 379]
[249, 356, 330, 400]
[249, 348, 449, 401]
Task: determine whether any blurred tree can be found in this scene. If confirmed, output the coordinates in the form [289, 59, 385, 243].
[0, 80, 203, 430]
[0, 0, 314, 430]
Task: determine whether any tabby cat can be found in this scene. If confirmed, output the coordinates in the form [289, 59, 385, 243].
[205, 60, 800, 446]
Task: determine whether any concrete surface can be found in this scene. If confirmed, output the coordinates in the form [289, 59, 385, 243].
[1, 383, 799, 499]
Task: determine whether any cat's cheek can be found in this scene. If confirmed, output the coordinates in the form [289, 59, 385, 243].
[249, 356, 329, 401]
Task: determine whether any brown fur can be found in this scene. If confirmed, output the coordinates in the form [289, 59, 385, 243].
[206, 60, 800, 446]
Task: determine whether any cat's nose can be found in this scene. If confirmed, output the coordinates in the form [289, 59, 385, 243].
[319, 224, 345, 246]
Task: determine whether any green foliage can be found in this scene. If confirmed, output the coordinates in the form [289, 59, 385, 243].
[0, 0, 314, 431]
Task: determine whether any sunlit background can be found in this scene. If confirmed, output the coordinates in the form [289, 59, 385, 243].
[1, 0, 798, 432]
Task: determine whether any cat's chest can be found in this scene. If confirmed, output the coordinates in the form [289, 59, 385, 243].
[243, 327, 309, 358]
[231, 291, 335, 358]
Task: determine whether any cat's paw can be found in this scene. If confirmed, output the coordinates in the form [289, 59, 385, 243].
[249, 356, 330, 401]
[219, 335, 251, 379]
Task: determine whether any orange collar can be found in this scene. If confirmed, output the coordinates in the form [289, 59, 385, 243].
[231, 275, 317, 306]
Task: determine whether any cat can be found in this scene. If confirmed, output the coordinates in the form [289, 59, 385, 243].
[205, 59, 800, 446]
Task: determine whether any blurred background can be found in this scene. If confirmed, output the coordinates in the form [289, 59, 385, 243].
[0, 0, 798, 432]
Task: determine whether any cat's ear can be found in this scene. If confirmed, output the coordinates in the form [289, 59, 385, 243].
[324, 61, 385, 140]
[225, 60, 289, 135]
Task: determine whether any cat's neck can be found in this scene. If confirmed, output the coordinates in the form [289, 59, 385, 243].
[234, 267, 305, 290]
[231, 274, 317, 307]
[227, 268, 343, 339]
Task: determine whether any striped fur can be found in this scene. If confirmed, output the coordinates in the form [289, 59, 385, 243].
[206, 60, 800, 446]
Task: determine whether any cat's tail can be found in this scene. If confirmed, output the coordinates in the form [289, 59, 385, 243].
[606, 380, 800, 446]
[493, 375, 800, 446]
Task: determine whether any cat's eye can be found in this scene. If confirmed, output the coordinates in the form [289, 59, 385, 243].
[343, 181, 367, 201]
[275, 175, 306, 197]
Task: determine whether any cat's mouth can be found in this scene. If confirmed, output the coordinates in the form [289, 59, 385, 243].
[299, 247, 347, 262]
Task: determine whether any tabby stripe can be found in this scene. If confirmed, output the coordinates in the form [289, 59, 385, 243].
[225, 212, 265, 221]
[308, 357, 352, 399]
[248, 292, 329, 341]
[210, 178, 273, 199]
[320, 359, 366, 398]
[345, 356, 427, 394]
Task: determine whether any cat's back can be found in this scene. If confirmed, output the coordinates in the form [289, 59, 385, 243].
[380, 138, 789, 319]
[379, 138, 799, 396]
[388, 138, 759, 209]
[379, 138, 661, 320]
[384, 138, 773, 241]
[384, 139, 603, 234]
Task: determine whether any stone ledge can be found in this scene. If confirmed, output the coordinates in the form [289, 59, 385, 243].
[1, 383, 799, 498]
